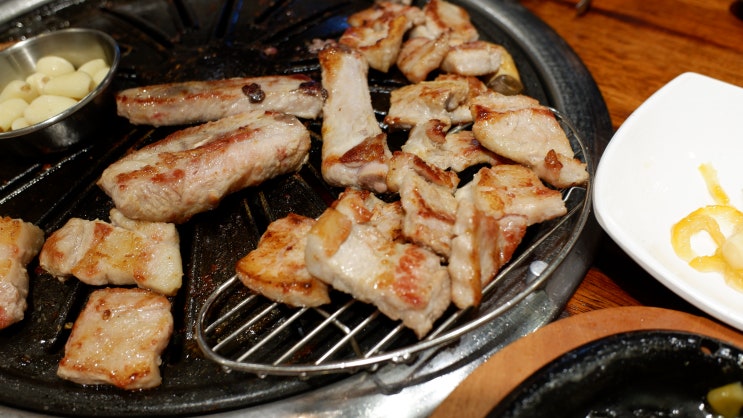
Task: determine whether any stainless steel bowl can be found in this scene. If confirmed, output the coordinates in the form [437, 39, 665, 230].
[0, 28, 119, 156]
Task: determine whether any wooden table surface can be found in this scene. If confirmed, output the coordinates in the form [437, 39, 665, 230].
[432, 4, 743, 415]
[518, 0, 743, 317]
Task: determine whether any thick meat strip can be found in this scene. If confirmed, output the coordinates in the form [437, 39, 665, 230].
[319, 44, 392, 193]
[98, 110, 311, 224]
[57, 287, 173, 390]
[116, 75, 325, 126]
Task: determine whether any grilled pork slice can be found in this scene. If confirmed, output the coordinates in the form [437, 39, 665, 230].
[57, 288, 173, 390]
[346, 1, 424, 28]
[332, 188, 403, 241]
[340, 1, 424, 73]
[305, 195, 450, 338]
[401, 119, 504, 172]
[385, 75, 487, 129]
[0, 217, 44, 330]
[441, 41, 514, 77]
[116, 75, 325, 126]
[236, 214, 330, 308]
[409, 0, 478, 46]
[340, 14, 408, 72]
[470, 91, 589, 188]
[319, 44, 391, 193]
[39, 209, 182, 296]
[449, 165, 567, 309]
[387, 152, 459, 257]
[393, 0, 481, 83]
[98, 110, 311, 224]
[397, 32, 451, 84]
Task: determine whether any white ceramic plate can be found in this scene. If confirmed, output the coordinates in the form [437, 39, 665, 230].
[593, 72, 743, 330]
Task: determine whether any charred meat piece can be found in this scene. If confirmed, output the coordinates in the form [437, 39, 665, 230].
[401, 119, 505, 172]
[470, 91, 589, 188]
[57, 288, 173, 390]
[236, 214, 330, 308]
[319, 44, 391, 193]
[385, 74, 487, 129]
[305, 192, 450, 338]
[449, 165, 567, 309]
[387, 152, 459, 258]
[39, 209, 183, 296]
[116, 75, 325, 126]
[0, 217, 44, 330]
[98, 110, 311, 224]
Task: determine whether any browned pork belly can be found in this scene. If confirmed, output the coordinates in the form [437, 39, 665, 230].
[331, 188, 404, 241]
[449, 165, 567, 309]
[236, 214, 330, 308]
[401, 119, 504, 172]
[116, 75, 325, 126]
[319, 44, 391, 193]
[305, 190, 450, 338]
[385, 74, 487, 129]
[98, 110, 311, 224]
[57, 287, 173, 390]
[39, 209, 182, 296]
[386, 151, 459, 257]
[396, 32, 451, 84]
[0, 217, 44, 330]
[470, 91, 589, 188]
[441, 41, 509, 77]
[409, 0, 479, 46]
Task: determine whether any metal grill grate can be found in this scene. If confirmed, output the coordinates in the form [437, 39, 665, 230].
[196, 110, 592, 377]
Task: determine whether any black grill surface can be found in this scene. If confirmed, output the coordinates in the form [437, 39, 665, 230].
[0, 1, 610, 416]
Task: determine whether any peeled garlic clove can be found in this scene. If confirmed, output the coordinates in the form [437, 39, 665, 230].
[24, 95, 78, 125]
[35, 55, 75, 77]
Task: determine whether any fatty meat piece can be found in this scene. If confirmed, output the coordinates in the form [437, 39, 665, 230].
[116, 75, 325, 126]
[57, 287, 173, 390]
[448, 165, 567, 309]
[470, 91, 589, 188]
[236, 214, 330, 308]
[39, 209, 183, 296]
[0, 217, 44, 330]
[305, 193, 450, 338]
[98, 110, 311, 224]
[386, 151, 459, 257]
[319, 44, 391, 193]
[400, 119, 504, 172]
